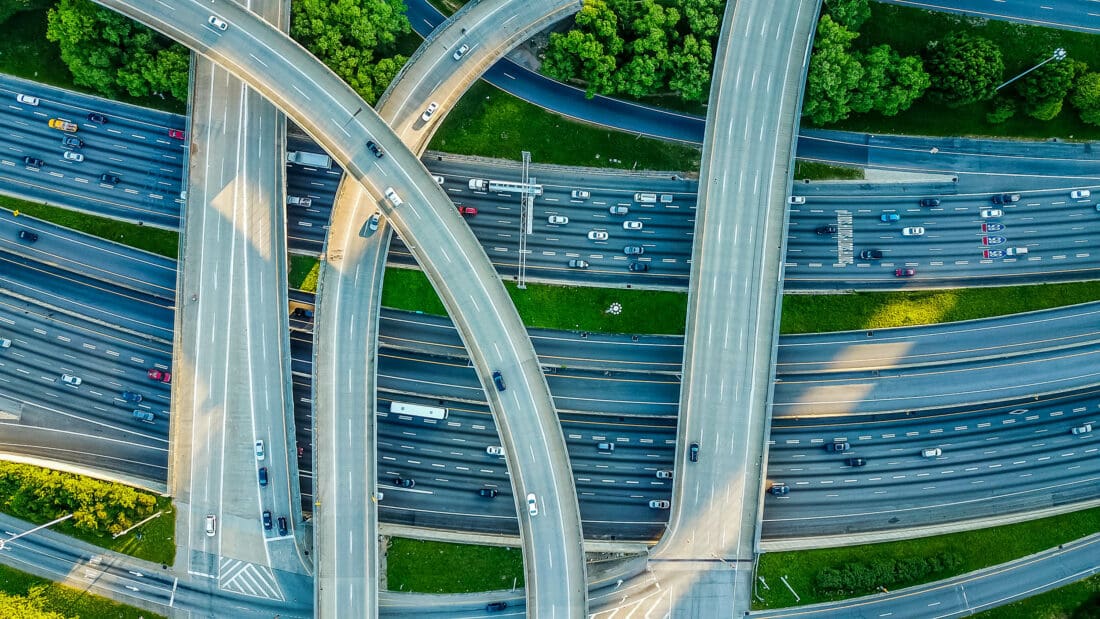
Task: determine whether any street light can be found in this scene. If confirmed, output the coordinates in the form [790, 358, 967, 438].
[996, 48, 1066, 91]
[0, 513, 73, 551]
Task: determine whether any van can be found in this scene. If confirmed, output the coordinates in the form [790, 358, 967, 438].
[469, 179, 488, 190]
[1005, 247, 1028, 256]
[921, 447, 942, 458]
[204, 514, 217, 536]
[659, 194, 674, 203]
[634, 192, 657, 203]
[384, 187, 404, 207]
[133, 410, 155, 423]
[596, 441, 615, 454]
[287, 195, 312, 208]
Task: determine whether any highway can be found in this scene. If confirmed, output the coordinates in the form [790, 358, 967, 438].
[312, 1, 583, 615]
[880, 0, 1100, 33]
[90, 0, 589, 613]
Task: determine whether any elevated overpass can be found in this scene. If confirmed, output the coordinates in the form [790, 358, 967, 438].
[90, 0, 587, 615]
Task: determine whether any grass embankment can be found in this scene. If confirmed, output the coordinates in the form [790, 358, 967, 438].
[794, 160, 864, 181]
[833, 4, 1100, 140]
[755, 507, 1100, 609]
[430, 81, 701, 171]
[0, 564, 165, 619]
[386, 537, 524, 593]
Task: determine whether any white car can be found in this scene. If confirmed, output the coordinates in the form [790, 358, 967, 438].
[0, 338, 11, 348]
[433, 175, 445, 185]
[788, 196, 806, 205]
[609, 205, 629, 215]
[648, 500, 671, 509]
[921, 447, 942, 458]
[452, 44, 470, 61]
[587, 230, 608, 241]
[16, 94, 39, 106]
[1070, 189, 1091, 199]
[526, 493, 538, 516]
[623, 221, 643, 230]
[980, 209, 1002, 219]
[571, 190, 590, 200]
[486, 446, 504, 456]
[548, 215, 569, 225]
[384, 187, 404, 207]
[207, 15, 228, 31]
[421, 102, 439, 122]
[61, 374, 82, 386]
[205, 514, 217, 537]
[1071, 423, 1093, 435]
[63, 151, 84, 162]
[656, 470, 673, 479]
[255, 440, 265, 461]
[902, 226, 925, 236]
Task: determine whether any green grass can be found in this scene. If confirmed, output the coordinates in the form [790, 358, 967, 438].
[794, 160, 864, 181]
[1, 196, 179, 259]
[430, 81, 702, 171]
[828, 4, 1100, 140]
[289, 254, 320, 291]
[0, 564, 166, 619]
[755, 506, 1100, 609]
[386, 537, 524, 593]
[780, 282, 1100, 334]
[972, 574, 1100, 619]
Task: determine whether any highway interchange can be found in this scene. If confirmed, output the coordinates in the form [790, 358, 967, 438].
[1, 0, 1100, 617]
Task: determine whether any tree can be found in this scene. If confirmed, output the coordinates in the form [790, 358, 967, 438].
[542, 29, 618, 98]
[985, 97, 1016, 124]
[681, 0, 723, 39]
[853, 46, 928, 116]
[290, 0, 410, 105]
[668, 34, 713, 101]
[0, 590, 68, 619]
[1016, 57, 1085, 121]
[46, 0, 188, 102]
[1070, 71, 1100, 126]
[802, 16, 863, 125]
[824, 0, 871, 31]
[925, 32, 1003, 108]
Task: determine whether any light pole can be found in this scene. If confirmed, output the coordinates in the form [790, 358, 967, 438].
[0, 513, 73, 551]
[996, 48, 1066, 91]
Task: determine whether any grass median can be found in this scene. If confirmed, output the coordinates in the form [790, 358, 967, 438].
[386, 537, 524, 593]
[0, 564, 165, 619]
[754, 506, 1100, 610]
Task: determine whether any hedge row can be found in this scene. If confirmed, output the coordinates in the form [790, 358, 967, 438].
[815, 552, 962, 595]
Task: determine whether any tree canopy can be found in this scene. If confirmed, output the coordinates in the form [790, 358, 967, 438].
[925, 32, 1004, 108]
[541, 0, 721, 102]
[803, 15, 863, 125]
[46, 0, 188, 101]
[1016, 56, 1086, 121]
[290, 0, 410, 105]
[0, 0, 50, 25]
[1071, 71, 1100, 126]
[823, 0, 871, 31]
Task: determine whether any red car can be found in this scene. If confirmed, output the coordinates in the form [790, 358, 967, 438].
[168, 129, 185, 140]
[147, 368, 172, 383]
[895, 268, 916, 277]
[457, 205, 478, 216]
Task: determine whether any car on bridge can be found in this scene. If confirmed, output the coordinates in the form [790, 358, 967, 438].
[262, 511, 272, 530]
[207, 15, 228, 31]
[689, 443, 699, 462]
[492, 370, 506, 391]
[421, 101, 440, 122]
[366, 140, 384, 158]
[526, 493, 538, 516]
[452, 43, 470, 61]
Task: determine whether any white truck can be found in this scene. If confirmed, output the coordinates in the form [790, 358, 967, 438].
[634, 192, 657, 203]
[469, 178, 489, 190]
[286, 150, 332, 169]
[287, 195, 313, 208]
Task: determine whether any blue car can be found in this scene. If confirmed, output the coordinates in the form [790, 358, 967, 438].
[121, 391, 143, 403]
[880, 212, 900, 223]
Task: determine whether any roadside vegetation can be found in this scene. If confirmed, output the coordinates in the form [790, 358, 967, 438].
[386, 537, 524, 593]
[754, 506, 1100, 609]
[1, 198, 179, 258]
[0, 461, 176, 566]
[430, 81, 701, 171]
[793, 160, 863, 181]
[0, 563, 164, 619]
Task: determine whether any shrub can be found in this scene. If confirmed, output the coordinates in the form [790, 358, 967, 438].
[814, 552, 962, 595]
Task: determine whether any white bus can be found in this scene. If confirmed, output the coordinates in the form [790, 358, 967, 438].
[488, 179, 543, 196]
[389, 401, 448, 420]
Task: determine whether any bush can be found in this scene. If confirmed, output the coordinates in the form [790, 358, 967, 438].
[1071, 71, 1100, 126]
[814, 552, 962, 595]
[986, 97, 1017, 124]
[926, 32, 1004, 108]
[0, 462, 157, 537]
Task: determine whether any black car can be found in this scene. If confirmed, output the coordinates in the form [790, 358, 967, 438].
[99, 173, 120, 185]
[393, 477, 415, 488]
[992, 193, 1020, 204]
[61, 135, 83, 149]
[262, 510, 272, 530]
[492, 370, 506, 391]
[258, 467, 268, 487]
[17, 230, 38, 243]
[87, 112, 108, 124]
[291, 307, 314, 320]
[689, 442, 699, 462]
[628, 261, 649, 272]
[23, 156, 44, 168]
[919, 198, 941, 207]
[859, 249, 883, 260]
[366, 140, 384, 158]
[815, 224, 838, 235]
[277, 516, 288, 536]
[825, 441, 850, 452]
[486, 602, 508, 612]
[769, 483, 790, 496]
[478, 488, 499, 498]
[847, 457, 867, 467]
